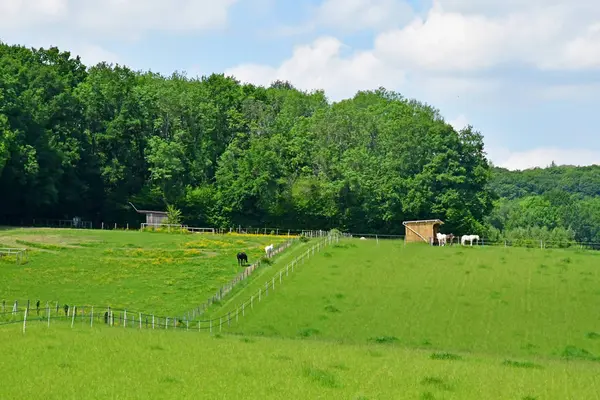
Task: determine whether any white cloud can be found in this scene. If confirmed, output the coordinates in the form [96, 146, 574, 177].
[225, 37, 406, 101]
[282, 0, 600, 72]
[489, 147, 600, 170]
[371, 1, 591, 72]
[276, 0, 414, 36]
[448, 114, 469, 131]
[76, 44, 121, 66]
[0, 0, 239, 69]
[72, 0, 238, 39]
[229, 0, 600, 106]
[552, 23, 600, 70]
[315, 0, 414, 31]
[0, 0, 69, 28]
[0, 1, 238, 37]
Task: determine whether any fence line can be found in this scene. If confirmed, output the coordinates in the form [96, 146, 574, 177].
[342, 231, 600, 250]
[2, 232, 341, 334]
[1, 218, 330, 237]
[0, 248, 28, 264]
[431, 237, 600, 250]
[181, 238, 297, 319]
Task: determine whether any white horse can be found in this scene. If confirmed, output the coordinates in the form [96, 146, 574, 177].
[436, 232, 447, 246]
[461, 235, 480, 246]
[265, 244, 274, 257]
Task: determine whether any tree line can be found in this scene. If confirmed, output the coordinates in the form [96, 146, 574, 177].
[1, 42, 598, 241]
[487, 166, 600, 243]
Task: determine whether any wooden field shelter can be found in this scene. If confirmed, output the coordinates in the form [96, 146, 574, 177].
[403, 219, 444, 244]
[129, 202, 168, 226]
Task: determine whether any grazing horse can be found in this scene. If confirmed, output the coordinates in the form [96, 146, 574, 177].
[461, 234, 480, 246]
[237, 252, 248, 266]
[265, 244, 274, 258]
[436, 232, 447, 246]
[446, 233, 456, 245]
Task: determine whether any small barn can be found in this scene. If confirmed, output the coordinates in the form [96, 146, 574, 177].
[403, 219, 444, 244]
[129, 202, 168, 226]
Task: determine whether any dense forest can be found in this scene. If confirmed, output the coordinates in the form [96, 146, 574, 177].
[1, 43, 599, 241]
[487, 166, 600, 243]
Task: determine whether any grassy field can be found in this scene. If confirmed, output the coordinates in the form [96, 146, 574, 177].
[1, 323, 599, 400]
[226, 240, 600, 360]
[3, 233, 600, 398]
[0, 228, 291, 314]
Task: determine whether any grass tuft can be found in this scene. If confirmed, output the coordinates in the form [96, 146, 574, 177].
[302, 366, 341, 388]
[430, 352, 462, 361]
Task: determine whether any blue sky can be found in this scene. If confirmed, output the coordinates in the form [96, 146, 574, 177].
[1, 0, 599, 170]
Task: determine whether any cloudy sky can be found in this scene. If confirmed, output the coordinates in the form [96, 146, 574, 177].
[1, 0, 599, 170]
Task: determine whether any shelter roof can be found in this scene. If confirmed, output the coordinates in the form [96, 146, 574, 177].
[402, 219, 444, 225]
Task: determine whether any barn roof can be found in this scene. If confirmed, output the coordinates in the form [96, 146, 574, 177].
[128, 202, 167, 215]
[403, 219, 444, 225]
[135, 209, 168, 215]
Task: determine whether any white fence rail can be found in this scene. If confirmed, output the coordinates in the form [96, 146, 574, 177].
[0, 248, 28, 264]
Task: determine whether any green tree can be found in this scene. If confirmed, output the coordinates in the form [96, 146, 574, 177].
[165, 204, 183, 225]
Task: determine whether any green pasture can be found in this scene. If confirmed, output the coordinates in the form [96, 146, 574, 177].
[1, 323, 599, 400]
[3, 232, 600, 399]
[227, 239, 600, 360]
[0, 228, 291, 315]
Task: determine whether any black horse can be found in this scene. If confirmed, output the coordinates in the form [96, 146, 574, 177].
[237, 252, 248, 266]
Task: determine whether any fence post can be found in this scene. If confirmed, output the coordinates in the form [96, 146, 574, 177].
[242, 303, 245, 317]
[280, 270, 282, 284]
[23, 307, 28, 334]
[71, 306, 76, 328]
[124, 310, 127, 328]
[91, 306, 94, 327]
[210, 320, 212, 333]
[139, 313, 142, 329]
[219, 317, 222, 332]
[47, 303, 51, 327]
[251, 295, 254, 309]
[152, 315, 155, 329]
[272, 277, 275, 291]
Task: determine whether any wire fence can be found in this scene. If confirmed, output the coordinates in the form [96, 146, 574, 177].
[1, 218, 331, 238]
[180, 238, 296, 319]
[0, 248, 28, 264]
[428, 237, 600, 250]
[1, 232, 341, 334]
[342, 231, 600, 250]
